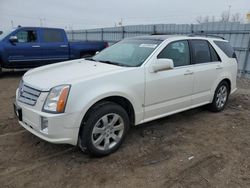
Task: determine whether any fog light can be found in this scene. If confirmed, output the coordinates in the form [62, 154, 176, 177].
[41, 116, 48, 134]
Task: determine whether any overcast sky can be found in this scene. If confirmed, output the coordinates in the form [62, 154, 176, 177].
[0, 0, 249, 31]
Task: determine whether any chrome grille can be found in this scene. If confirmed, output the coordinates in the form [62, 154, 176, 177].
[18, 82, 41, 106]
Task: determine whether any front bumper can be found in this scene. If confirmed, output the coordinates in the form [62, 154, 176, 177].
[14, 99, 80, 146]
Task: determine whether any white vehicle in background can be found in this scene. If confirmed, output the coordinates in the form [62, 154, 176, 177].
[14, 34, 237, 156]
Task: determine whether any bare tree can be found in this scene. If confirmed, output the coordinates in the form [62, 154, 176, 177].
[231, 13, 242, 22]
[196, 15, 211, 24]
[196, 16, 203, 24]
[211, 15, 216, 22]
[197, 11, 243, 24]
[203, 16, 209, 23]
[220, 11, 230, 22]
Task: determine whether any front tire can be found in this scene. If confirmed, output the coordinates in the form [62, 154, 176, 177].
[208, 81, 230, 112]
[79, 102, 129, 157]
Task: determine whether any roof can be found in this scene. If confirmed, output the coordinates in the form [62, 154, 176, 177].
[126, 34, 226, 41]
[14, 26, 64, 30]
[127, 35, 177, 41]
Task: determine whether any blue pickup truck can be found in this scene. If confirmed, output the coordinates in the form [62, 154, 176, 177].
[0, 27, 108, 73]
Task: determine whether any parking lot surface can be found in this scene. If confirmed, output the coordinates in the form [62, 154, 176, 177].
[0, 71, 250, 188]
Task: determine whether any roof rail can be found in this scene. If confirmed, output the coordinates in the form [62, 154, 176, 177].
[188, 31, 225, 40]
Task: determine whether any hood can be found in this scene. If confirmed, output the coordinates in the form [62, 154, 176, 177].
[23, 59, 124, 91]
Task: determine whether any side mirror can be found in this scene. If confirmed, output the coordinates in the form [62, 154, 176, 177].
[9, 36, 18, 43]
[150, 59, 174, 73]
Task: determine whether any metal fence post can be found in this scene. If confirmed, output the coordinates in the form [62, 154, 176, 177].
[85, 30, 88, 41]
[122, 26, 125, 39]
[153, 25, 156, 35]
[191, 24, 194, 33]
[242, 33, 250, 77]
[101, 28, 104, 41]
[71, 30, 74, 41]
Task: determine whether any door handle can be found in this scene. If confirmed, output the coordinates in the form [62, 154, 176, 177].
[216, 65, 223, 70]
[32, 45, 40, 48]
[60, 45, 68, 48]
[184, 70, 194, 75]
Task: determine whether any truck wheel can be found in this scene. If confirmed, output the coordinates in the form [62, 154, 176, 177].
[79, 101, 129, 157]
[208, 81, 229, 112]
[80, 53, 94, 58]
[0, 66, 2, 77]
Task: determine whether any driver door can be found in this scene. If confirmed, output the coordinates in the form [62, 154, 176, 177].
[144, 40, 194, 121]
[5, 28, 42, 68]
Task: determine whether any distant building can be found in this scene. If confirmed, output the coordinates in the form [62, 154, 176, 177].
[247, 13, 250, 22]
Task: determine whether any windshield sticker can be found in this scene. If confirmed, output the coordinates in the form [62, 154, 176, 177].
[139, 44, 158, 48]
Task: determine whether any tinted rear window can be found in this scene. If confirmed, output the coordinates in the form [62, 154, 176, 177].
[191, 40, 211, 64]
[43, 29, 64, 42]
[214, 41, 235, 58]
[209, 43, 221, 62]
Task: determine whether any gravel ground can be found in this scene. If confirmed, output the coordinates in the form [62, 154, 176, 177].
[0, 71, 250, 188]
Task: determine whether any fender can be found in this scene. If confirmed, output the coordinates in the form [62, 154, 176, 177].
[71, 87, 144, 129]
[65, 72, 145, 129]
[210, 71, 233, 103]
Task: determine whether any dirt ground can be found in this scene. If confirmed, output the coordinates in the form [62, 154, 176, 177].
[0, 71, 249, 188]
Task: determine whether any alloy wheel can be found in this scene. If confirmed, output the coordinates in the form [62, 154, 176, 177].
[91, 113, 124, 151]
[215, 85, 228, 109]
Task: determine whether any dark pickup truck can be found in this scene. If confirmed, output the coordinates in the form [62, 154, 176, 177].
[0, 27, 108, 72]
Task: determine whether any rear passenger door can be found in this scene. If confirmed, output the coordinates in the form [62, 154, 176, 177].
[190, 40, 222, 106]
[40, 29, 69, 64]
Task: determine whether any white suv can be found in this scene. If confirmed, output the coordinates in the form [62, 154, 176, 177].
[14, 35, 237, 156]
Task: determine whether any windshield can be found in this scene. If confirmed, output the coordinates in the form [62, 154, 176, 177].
[92, 39, 163, 67]
[0, 30, 11, 40]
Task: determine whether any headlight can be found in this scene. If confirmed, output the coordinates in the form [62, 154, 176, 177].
[43, 85, 71, 113]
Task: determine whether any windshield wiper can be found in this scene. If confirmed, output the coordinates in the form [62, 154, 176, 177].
[86, 58, 132, 67]
[98, 60, 132, 67]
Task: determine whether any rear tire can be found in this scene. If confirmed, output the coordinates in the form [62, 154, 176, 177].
[78, 101, 129, 157]
[208, 81, 230, 112]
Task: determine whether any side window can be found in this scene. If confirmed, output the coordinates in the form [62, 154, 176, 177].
[214, 41, 236, 58]
[209, 43, 221, 62]
[16, 30, 37, 43]
[191, 40, 211, 64]
[43, 29, 64, 43]
[158, 40, 190, 67]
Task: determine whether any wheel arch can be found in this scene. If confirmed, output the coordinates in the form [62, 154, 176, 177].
[77, 95, 136, 148]
[212, 74, 232, 95]
[221, 78, 231, 93]
[81, 95, 135, 126]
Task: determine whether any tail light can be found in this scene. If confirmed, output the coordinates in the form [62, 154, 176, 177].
[232, 52, 238, 62]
